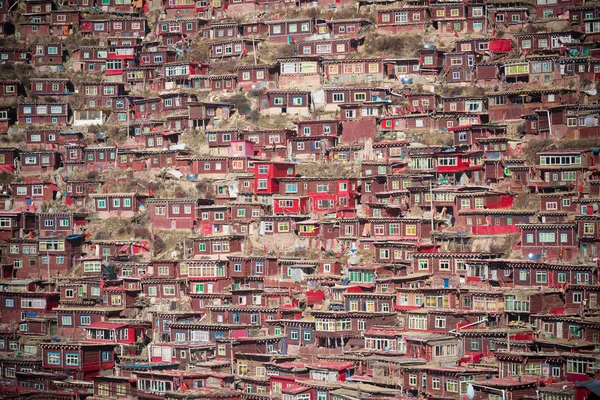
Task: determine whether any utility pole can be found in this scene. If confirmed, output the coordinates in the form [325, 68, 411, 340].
[430, 181, 434, 231]
[46, 247, 50, 281]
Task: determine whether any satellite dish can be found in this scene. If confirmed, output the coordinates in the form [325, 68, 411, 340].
[466, 384, 475, 400]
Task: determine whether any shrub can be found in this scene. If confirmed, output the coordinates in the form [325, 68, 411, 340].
[86, 170, 99, 180]
[133, 226, 150, 239]
[248, 88, 264, 97]
[154, 236, 167, 254]
[0, 172, 13, 185]
[224, 93, 252, 115]
[95, 231, 110, 240]
[365, 33, 423, 58]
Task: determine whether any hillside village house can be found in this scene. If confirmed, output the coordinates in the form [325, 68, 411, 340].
[0, 1, 599, 400]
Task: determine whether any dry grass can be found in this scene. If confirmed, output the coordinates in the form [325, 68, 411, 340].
[362, 32, 424, 58]
[208, 60, 240, 75]
[0, 131, 26, 149]
[513, 192, 539, 210]
[251, 43, 296, 65]
[437, 84, 487, 98]
[412, 131, 454, 147]
[295, 162, 360, 178]
[181, 128, 209, 154]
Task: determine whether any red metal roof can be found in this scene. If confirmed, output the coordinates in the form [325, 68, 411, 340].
[85, 322, 129, 329]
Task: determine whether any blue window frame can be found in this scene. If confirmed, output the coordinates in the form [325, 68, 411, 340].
[303, 330, 312, 342]
[65, 352, 79, 366]
[5, 298, 14, 307]
[47, 352, 61, 365]
[80, 315, 91, 326]
[232, 312, 241, 324]
[101, 351, 110, 362]
[162, 319, 172, 332]
[213, 332, 225, 339]
[290, 329, 299, 341]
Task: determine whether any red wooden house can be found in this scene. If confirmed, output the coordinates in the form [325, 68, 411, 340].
[193, 74, 237, 92]
[240, 128, 294, 152]
[10, 180, 59, 207]
[35, 212, 87, 236]
[489, 5, 529, 28]
[188, 101, 234, 129]
[240, 21, 269, 37]
[419, 48, 445, 75]
[277, 56, 321, 89]
[327, 18, 370, 35]
[51, 9, 80, 37]
[176, 155, 229, 175]
[201, 22, 239, 39]
[261, 90, 312, 116]
[18, 150, 62, 175]
[517, 222, 578, 262]
[18, 103, 69, 126]
[444, 51, 480, 84]
[450, 124, 507, 151]
[252, 161, 296, 199]
[80, 82, 125, 110]
[296, 37, 361, 57]
[0, 79, 20, 100]
[40, 342, 115, 381]
[72, 46, 109, 73]
[430, 3, 468, 33]
[32, 43, 63, 65]
[79, 17, 146, 37]
[89, 192, 148, 219]
[161, 0, 206, 17]
[235, 64, 275, 90]
[277, 177, 358, 215]
[6, 234, 85, 279]
[30, 78, 73, 96]
[487, 88, 576, 121]
[323, 58, 384, 85]
[158, 17, 204, 37]
[0, 147, 17, 175]
[0, 47, 30, 63]
[147, 198, 212, 230]
[377, 6, 430, 33]
[19, 19, 51, 38]
[192, 235, 244, 256]
[0, 106, 15, 133]
[323, 87, 389, 108]
[434, 150, 485, 185]
[0, 288, 59, 324]
[209, 39, 259, 59]
[265, 18, 316, 43]
[515, 32, 583, 55]
[296, 119, 340, 138]
[132, 97, 162, 121]
[25, 129, 65, 150]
